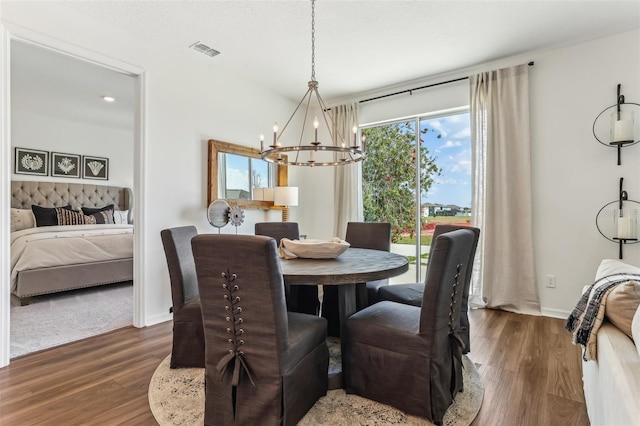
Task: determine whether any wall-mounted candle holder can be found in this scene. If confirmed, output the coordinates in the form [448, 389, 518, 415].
[596, 177, 639, 259]
[593, 83, 640, 165]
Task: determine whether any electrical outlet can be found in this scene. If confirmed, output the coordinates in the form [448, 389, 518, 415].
[546, 274, 556, 288]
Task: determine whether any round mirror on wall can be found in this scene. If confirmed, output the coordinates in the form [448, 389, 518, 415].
[207, 199, 230, 232]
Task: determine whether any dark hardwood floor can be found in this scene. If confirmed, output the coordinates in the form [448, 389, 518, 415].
[0, 309, 588, 425]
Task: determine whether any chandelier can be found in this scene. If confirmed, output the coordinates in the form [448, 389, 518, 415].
[260, 0, 365, 167]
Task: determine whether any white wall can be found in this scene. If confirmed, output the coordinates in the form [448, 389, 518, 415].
[530, 29, 639, 317]
[11, 110, 134, 187]
[0, 1, 295, 337]
[298, 29, 640, 318]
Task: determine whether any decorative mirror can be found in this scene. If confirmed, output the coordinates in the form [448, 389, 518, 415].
[207, 199, 230, 231]
[207, 139, 288, 209]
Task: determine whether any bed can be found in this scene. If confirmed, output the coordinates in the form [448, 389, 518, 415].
[10, 181, 134, 305]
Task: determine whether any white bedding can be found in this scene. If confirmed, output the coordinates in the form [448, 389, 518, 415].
[10, 224, 134, 293]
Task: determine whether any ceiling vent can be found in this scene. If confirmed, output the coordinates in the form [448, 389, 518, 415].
[189, 41, 221, 58]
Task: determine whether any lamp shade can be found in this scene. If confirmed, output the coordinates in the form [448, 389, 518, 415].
[274, 186, 298, 207]
[252, 187, 275, 202]
[252, 187, 266, 201]
[264, 187, 275, 201]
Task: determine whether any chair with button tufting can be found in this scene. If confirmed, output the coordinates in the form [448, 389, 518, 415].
[344, 229, 476, 425]
[192, 234, 329, 426]
[161, 226, 205, 368]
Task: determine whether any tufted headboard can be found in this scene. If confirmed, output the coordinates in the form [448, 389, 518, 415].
[11, 181, 132, 211]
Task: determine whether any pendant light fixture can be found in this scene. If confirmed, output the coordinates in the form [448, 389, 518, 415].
[260, 0, 365, 167]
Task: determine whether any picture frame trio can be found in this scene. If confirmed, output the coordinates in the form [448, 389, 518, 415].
[14, 148, 109, 180]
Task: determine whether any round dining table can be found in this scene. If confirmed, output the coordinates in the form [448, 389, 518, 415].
[279, 247, 409, 388]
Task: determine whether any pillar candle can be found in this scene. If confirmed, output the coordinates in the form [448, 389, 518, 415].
[614, 119, 634, 142]
[617, 215, 632, 239]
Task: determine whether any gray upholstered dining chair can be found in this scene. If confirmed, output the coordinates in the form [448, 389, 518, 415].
[321, 221, 391, 336]
[344, 229, 476, 425]
[378, 224, 480, 353]
[255, 222, 320, 315]
[160, 226, 205, 368]
[191, 234, 329, 426]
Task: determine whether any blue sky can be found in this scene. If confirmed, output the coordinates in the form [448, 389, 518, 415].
[224, 154, 270, 192]
[420, 112, 471, 208]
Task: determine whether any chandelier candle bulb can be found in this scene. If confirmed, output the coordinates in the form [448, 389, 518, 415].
[273, 123, 278, 147]
[260, 134, 264, 152]
[314, 117, 319, 143]
[352, 125, 358, 146]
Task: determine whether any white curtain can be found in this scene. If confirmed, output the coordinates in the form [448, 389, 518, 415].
[331, 103, 362, 238]
[469, 64, 540, 315]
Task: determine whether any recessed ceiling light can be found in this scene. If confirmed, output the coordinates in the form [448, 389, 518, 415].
[102, 96, 115, 103]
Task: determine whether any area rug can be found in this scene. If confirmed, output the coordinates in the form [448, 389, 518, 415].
[148, 340, 484, 426]
[10, 281, 133, 358]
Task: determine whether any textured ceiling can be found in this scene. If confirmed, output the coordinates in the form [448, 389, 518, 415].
[11, 1, 640, 129]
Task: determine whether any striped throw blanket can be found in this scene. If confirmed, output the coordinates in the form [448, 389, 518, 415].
[566, 272, 640, 361]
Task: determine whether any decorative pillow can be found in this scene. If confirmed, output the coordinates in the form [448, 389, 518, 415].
[595, 259, 640, 279]
[88, 209, 114, 224]
[605, 281, 640, 338]
[32, 204, 74, 227]
[113, 210, 129, 225]
[10, 208, 36, 232]
[82, 204, 115, 223]
[56, 208, 97, 226]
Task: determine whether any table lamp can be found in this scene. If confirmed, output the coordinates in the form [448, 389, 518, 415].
[274, 186, 298, 222]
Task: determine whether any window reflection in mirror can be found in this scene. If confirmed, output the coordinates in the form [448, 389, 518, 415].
[208, 139, 288, 209]
[218, 153, 275, 200]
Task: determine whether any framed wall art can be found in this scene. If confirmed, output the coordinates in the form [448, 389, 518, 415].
[14, 147, 49, 176]
[82, 156, 109, 180]
[51, 152, 81, 178]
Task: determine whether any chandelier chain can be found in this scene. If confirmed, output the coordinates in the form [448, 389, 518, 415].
[311, 0, 316, 81]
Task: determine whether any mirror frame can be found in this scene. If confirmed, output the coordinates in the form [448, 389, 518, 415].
[207, 139, 288, 209]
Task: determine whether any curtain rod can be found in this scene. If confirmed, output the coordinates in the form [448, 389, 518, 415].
[359, 61, 535, 105]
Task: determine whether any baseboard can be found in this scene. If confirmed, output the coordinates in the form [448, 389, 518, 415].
[145, 312, 172, 327]
[541, 307, 570, 319]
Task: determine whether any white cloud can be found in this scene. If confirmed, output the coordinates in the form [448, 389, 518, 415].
[441, 140, 462, 149]
[450, 159, 471, 175]
[435, 177, 467, 185]
[226, 167, 249, 190]
[452, 128, 470, 139]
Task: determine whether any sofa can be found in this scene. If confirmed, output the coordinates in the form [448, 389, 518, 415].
[579, 259, 640, 426]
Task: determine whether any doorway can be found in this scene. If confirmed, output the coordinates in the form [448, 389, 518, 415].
[1, 30, 145, 366]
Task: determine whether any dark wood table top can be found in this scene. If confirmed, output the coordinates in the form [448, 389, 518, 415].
[279, 247, 409, 285]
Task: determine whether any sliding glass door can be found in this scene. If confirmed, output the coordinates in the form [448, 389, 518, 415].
[362, 109, 471, 283]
